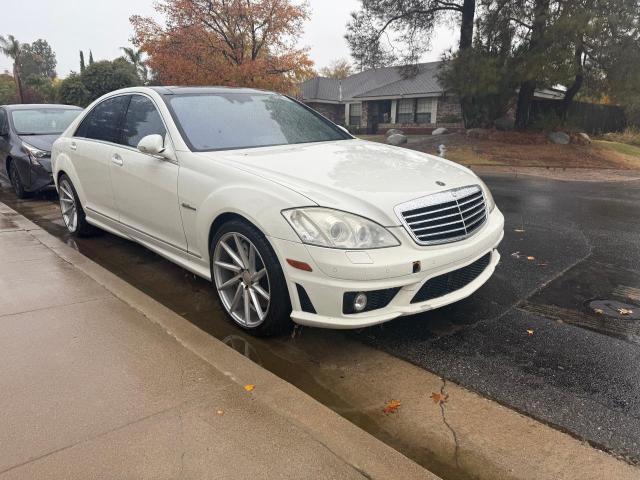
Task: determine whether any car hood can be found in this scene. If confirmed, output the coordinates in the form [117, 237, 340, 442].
[201, 139, 481, 226]
[19, 134, 59, 153]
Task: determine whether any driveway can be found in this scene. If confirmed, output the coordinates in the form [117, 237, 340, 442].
[2, 172, 640, 466]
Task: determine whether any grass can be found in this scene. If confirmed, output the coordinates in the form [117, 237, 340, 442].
[596, 140, 640, 157]
[599, 127, 640, 147]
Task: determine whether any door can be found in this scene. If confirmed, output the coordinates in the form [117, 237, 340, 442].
[71, 96, 129, 220]
[109, 94, 187, 251]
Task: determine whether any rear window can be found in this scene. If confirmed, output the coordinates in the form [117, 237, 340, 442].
[166, 93, 350, 152]
[11, 108, 81, 135]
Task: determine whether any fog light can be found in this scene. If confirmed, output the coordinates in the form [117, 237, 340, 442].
[353, 292, 368, 312]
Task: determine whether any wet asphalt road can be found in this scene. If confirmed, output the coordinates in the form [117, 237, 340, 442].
[2, 173, 640, 465]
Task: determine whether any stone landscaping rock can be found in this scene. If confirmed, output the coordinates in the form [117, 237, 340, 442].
[432, 127, 449, 136]
[547, 131, 570, 145]
[494, 116, 515, 131]
[573, 132, 591, 145]
[387, 133, 408, 145]
[386, 128, 404, 137]
[467, 128, 491, 139]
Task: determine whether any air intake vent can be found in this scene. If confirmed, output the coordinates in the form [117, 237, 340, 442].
[396, 185, 488, 245]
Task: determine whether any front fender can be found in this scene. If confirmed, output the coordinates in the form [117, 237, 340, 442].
[193, 182, 311, 261]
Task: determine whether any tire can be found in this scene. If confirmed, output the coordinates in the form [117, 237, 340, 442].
[57, 174, 95, 237]
[210, 219, 292, 336]
[8, 161, 28, 199]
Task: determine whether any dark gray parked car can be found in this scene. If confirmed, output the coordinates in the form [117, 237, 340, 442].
[0, 104, 82, 198]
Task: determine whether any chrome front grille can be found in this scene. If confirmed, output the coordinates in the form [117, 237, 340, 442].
[395, 185, 488, 245]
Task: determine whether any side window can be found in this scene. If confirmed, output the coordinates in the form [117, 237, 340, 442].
[74, 96, 129, 143]
[121, 95, 167, 148]
[0, 109, 7, 134]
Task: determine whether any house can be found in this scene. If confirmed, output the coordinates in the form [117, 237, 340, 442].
[299, 61, 463, 134]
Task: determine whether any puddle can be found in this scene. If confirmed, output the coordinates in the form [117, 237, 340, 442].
[523, 259, 640, 343]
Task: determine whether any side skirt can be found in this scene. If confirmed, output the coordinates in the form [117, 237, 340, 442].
[85, 207, 211, 281]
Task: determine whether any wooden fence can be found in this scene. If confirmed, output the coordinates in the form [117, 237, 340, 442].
[531, 99, 626, 134]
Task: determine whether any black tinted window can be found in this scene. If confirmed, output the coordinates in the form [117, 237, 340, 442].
[122, 95, 166, 148]
[0, 109, 7, 133]
[167, 93, 350, 151]
[75, 96, 129, 143]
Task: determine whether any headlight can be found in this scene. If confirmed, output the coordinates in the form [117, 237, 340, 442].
[476, 178, 496, 212]
[282, 208, 400, 249]
[22, 142, 49, 167]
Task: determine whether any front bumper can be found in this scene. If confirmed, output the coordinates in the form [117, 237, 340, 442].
[269, 208, 505, 329]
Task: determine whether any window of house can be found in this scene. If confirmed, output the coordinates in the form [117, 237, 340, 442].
[416, 98, 433, 124]
[349, 103, 362, 126]
[397, 99, 414, 124]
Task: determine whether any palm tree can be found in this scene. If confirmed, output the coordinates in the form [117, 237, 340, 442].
[121, 46, 148, 85]
[0, 35, 23, 103]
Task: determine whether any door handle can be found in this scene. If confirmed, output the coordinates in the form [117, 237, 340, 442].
[111, 154, 124, 166]
[70, 142, 77, 151]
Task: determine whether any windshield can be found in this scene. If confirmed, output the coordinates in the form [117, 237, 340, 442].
[11, 108, 81, 135]
[166, 93, 351, 152]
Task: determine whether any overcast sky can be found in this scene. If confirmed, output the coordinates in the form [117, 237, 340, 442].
[0, 0, 456, 77]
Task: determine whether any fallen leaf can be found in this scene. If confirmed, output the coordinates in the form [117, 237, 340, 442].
[430, 392, 448, 405]
[618, 308, 634, 316]
[216, 409, 224, 416]
[594, 308, 604, 315]
[244, 384, 255, 392]
[527, 256, 535, 261]
[383, 399, 402, 414]
[527, 329, 535, 336]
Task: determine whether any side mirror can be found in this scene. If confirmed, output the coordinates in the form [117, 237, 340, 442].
[0, 125, 8, 137]
[137, 134, 165, 156]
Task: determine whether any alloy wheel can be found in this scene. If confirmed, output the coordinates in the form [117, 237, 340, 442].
[213, 232, 271, 328]
[58, 179, 78, 232]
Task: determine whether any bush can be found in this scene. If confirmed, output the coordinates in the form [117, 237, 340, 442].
[439, 114, 462, 124]
[57, 74, 90, 107]
[81, 58, 140, 102]
[0, 74, 17, 104]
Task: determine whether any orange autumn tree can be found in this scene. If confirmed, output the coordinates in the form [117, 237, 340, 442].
[130, 0, 314, 93]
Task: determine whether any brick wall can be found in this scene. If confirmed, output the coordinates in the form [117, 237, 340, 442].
[305, 102, 344, 125]
[435, 95, 463, 125]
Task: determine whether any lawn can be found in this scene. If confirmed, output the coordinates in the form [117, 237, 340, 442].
[360, 132, 640, 170]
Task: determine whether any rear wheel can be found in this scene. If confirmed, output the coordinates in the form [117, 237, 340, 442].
[211, 219, 292, 336]
[58, 174, 95, 237]
[8, 161, 28, 199]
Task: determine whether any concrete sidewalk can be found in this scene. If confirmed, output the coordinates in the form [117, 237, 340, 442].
[0, 202, 435, 480]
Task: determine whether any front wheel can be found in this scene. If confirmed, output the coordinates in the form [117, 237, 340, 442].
[8, 161, 28, 199]
[57, 174, 95, 237]
[211, 219, 292, 336]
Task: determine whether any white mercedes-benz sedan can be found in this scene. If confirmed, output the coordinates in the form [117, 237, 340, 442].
[52, 86, 504, 336]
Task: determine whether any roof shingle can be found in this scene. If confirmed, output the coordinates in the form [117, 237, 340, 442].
[300, 61, 444, 103]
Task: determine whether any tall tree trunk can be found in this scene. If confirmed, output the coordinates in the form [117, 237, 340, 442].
[560, 42, 584, 119]
[458, 0, 476, 127]
[13, 63, 23, 104]
[459, 0, 476, 50]
[515, 81, 536, 129]
[514, 0, 550, 130]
